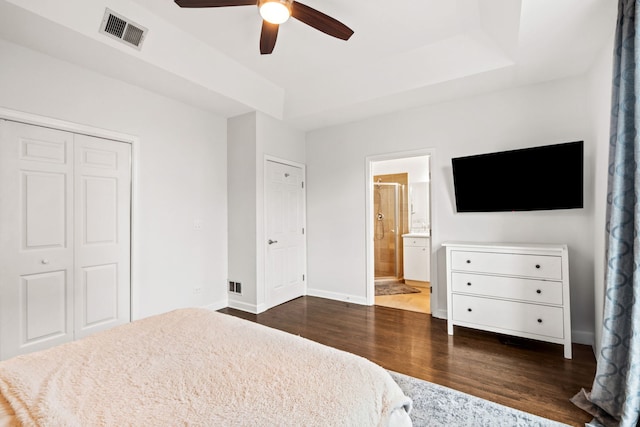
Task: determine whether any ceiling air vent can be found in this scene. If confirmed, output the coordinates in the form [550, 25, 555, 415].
[99, 8, 147, 50]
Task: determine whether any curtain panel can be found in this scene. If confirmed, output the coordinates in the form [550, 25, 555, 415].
[572, 1, 640, 426]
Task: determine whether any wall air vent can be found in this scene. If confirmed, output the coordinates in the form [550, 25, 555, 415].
[99, 8, 147, 50]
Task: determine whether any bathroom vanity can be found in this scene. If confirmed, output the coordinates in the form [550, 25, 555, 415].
[402, 232, 430, 282]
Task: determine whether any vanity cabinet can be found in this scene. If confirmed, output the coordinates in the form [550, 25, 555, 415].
[403, 235, 430, 281]
[442, 242, 572, 359]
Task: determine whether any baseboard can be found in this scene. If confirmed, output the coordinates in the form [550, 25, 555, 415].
[306, 288, 368, 305]
[432, 309, 447, 320]
[227, 299, 259, 314]
[571, 330, 594, 346]
[202, 299, 228, 311]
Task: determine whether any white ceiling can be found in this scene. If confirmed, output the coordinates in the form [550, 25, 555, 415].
[0, 0, 617, 130]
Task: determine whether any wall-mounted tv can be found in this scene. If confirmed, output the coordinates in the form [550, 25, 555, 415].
[451, 141, 584, 212]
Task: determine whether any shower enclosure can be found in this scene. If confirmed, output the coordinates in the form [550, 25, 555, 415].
[373, 176, 408, 280]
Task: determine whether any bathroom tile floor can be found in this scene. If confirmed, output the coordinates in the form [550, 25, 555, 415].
[375, 281, 430, 314]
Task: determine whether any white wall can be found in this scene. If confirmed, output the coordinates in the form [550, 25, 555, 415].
[227, 111, 305, 313]
[255, 112, 306, 308]
[306, 76, 596, 344]
[0, 39, 228, 319]
[227, 113, 258, 311]
[372, 157, 430, 183]
[587, 35, 615, 355]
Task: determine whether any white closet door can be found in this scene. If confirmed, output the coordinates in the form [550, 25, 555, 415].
[74, 134, 131, 339]
[0, 120, 75, 359]
[0, 120, 132, 360]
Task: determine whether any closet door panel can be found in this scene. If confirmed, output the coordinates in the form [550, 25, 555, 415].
[22, 171, 68, 250]
[82, 263, 118, 326]
[0, 120, 74, 360]
[21, 271, 68, 343]
[83, 177, 117, 244]
[74, 134, 131, 339]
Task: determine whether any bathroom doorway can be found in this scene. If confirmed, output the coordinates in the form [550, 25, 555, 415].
[367, 153, 432, 314]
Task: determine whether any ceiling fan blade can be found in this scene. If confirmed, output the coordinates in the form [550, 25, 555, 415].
[291, 1, 353, 40]
[174, 0, 256, 8]
[260, 21, 279, 55]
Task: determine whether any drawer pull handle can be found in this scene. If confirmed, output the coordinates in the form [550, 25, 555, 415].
[535, 264, 541, 269]
[467, 308, 472, 312]
[536, 289, 542, 294]
[537, 318, 543, 323]
[466, 260, 471, 264]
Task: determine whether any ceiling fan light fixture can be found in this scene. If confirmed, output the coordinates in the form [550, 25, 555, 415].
[258, 0, 292, 25]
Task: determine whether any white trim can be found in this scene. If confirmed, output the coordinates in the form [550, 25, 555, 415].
[572, 330, 594, 346]
[263, 155, 307, 311]
[306, 288, 368, 306]
[203, 299, 229, 312]
[0, 107, 137, 143]
[227, 299, 267, 314]
[432, 309, 447, 320]
[0, 107, 140, 321]
[365, 149, 438, 313]
[264, 154, 306, 170]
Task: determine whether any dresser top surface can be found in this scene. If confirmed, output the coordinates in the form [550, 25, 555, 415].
[442, 241, 568, 252]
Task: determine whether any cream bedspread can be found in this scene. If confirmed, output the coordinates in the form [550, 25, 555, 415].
[0, 308, 412, 426]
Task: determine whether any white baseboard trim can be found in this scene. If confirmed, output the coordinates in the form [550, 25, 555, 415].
[572, 330, 594, 346]
[306, 288, 368, 305]
[203, 299, 228, 312]
[226, 299, 268, 314]
[227, 299, 258, 314]
[432, 309, 447, 320]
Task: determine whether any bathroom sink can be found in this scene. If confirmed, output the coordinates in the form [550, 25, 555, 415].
[402, 231, 430, 238]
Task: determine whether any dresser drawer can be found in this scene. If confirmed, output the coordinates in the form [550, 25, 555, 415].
[450, 251, 562, 280]
[451, 272, 563, 305]
[452, 294, 564, 339]
[404, 237, 428, 247]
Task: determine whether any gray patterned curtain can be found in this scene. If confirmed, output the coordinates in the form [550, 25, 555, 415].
[571, 1, 640, 426]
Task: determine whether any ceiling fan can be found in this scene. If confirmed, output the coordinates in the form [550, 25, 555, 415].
[174, 0, 354, 55]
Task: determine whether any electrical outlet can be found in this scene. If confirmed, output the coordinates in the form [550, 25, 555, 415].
[193, 220, 203, 230]
[194, 287, 202, 294]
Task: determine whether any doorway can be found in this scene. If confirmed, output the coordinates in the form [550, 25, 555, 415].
[367, 153, 432, 314]
[264, 158, 306, 310]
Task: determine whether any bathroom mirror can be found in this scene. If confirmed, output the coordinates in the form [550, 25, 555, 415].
[409, 181, 429, 232]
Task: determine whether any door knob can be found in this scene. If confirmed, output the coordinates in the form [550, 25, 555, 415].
[268, 239, 278, 245]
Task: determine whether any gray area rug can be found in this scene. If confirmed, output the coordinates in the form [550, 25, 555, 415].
[375, 282, 421, 296]
[388, 371, 570, 427]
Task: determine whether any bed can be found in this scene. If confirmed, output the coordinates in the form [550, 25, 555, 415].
[0, 308, 412, 426]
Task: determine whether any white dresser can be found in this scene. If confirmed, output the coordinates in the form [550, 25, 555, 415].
[442, 242, 572, 359]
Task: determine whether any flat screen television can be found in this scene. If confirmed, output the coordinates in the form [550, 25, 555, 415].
[451, 141, 584, 212]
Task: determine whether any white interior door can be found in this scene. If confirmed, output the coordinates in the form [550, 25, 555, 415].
[0, 120, 75, 359]
[0, 120, 131, 359]
[74, 134, 131, 338]
[265, 160, 305, 309]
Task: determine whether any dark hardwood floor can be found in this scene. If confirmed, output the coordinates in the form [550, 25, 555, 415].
[219, 296, 596, 426]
